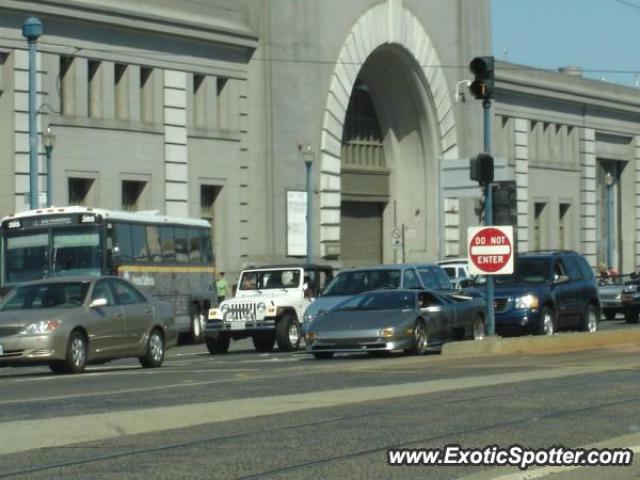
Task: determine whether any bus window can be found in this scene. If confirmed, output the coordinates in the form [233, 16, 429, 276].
[146, 225, 162, 262]
[201, 230, 213, 263]
[187, 228, 202, 263]
[114, 223, 133, 261]
[160, 226, 175, 262]
[52, 228, 101, 276]
[131, 224, 148, 262]
[5, 232, 48, 283]
[174, 227, 188, 263]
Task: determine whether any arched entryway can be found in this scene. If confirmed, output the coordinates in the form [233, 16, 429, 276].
[319, 4, 458, 266]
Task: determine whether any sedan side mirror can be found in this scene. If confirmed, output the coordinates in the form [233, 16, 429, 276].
[89, 298, 108, 308]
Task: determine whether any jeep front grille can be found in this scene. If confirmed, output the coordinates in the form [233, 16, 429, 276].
[227, 303, 257, 320]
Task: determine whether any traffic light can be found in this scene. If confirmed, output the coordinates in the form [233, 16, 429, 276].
[470, 153, 494, 184]
[469, 56, 495, 100]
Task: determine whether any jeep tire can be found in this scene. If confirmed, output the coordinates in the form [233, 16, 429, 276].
[205, 333, 230, 354]
[276, 313, 301, 352]
[252, 332, 275, 352]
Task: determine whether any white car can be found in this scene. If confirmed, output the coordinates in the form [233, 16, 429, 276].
[205, 265, 333, 354]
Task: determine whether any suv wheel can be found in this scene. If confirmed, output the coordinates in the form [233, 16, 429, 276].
[276, 313, 301, 352]
[582, 305, 599, 333]
[624, 308, 639, 324]
[205, 333, 230, 354]
[538, 308, 555, 336]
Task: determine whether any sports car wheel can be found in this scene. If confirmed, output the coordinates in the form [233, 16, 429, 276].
[139, 329, 165, 368]
[473, 315, 485, 340]
[312, 352, 333, 359]
[407, 320, 428, 355]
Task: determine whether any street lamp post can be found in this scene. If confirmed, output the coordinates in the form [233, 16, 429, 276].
[605, 172, 614, 269]
[22, 16, 43, 210]
[43, 127, 56, 207]
[302, 145, 315, 265]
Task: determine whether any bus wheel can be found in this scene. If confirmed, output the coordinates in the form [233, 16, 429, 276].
[205, 334, 230, 354]
[189, 307, 206, 344]
[276, 313, 301, 352]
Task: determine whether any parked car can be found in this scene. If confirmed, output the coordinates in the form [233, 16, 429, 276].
[206, 264, 334, 354]
[620, 275, 640, 323]
[0, 276, 177, 373]
[305, 289, 485, 359]
[490, 251, 600, 336]
[302, 263, 453, 333]
[598, 273, 632, 320]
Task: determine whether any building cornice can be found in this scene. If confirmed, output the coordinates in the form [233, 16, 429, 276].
[1, 0, 258, 50]
[496, 61, 640, 115]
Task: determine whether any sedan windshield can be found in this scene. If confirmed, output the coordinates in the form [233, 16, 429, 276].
[323, 269, 401, 296]
[0, 282, 90, 311]
[335, 291, 415, 311]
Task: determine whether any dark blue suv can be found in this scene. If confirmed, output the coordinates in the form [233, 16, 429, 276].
[490, 251, 600, 336]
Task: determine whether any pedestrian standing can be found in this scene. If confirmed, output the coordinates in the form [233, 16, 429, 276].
[216, 272, 229, 303]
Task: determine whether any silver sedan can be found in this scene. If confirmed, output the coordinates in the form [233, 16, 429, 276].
[0, 276, 177, 373]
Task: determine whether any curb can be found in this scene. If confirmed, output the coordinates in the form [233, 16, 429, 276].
[441, 328, 640, 357]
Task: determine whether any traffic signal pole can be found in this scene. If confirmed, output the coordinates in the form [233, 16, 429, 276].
[483, 98, 495, 337]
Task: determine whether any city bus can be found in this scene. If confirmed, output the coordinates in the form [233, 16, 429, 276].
[0, 206, 215, 342]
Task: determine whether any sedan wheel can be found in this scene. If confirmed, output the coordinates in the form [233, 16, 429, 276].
[51, 330, 88, 374]
[139, 329, 165, 368]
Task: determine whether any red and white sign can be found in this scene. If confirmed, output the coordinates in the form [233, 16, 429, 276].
[467, 226, 514, 275]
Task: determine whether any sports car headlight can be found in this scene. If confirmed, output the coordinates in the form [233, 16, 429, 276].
[20, 320, 61, 335]
[256, 302, 267, 313]
[514, 294, 539, 310]
[378, 327, 395, 338]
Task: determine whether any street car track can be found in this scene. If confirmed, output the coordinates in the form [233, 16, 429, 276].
[0, 376, 633, 479]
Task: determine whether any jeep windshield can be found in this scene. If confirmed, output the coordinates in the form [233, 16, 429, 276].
[495, 257, 550, 285]
[238, 269, 301, 291]
[322, 269, 401, 296]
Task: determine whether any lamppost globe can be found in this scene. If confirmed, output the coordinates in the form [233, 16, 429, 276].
[43, 126, 56, 151]
[605, 172, 614, 187]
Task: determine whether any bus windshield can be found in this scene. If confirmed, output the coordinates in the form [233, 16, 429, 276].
[4, 226, 102, 283]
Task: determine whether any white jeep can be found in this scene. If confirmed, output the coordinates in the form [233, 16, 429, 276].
[205, 265, 333, 354]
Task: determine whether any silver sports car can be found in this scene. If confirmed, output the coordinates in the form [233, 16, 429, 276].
[0, 276, 177, 373]
[305, 289, 485, 359]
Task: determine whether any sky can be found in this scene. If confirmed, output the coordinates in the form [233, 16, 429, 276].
[492, 0, 640, 87]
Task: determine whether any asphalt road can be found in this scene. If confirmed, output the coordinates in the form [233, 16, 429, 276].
[1, 320, 639, 480]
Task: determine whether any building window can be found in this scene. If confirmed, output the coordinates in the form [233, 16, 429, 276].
[217, 77, 229, 130]
[122, 180, 147, 211]
[88, 60, 101, 119]
[559, 203, 571, 250]
[140, 67, 154, 124]
[0, 52, 7, 94]
[193, 74, 206, 129]
[200, 185, 220, 222]
[60, 56, 74, 116]
[68, 178, 95, 206]
[114, 63, 128, 120]
[533, 203, 547, 250]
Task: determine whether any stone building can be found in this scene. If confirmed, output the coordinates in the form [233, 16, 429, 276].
[0, 0, 638, 276]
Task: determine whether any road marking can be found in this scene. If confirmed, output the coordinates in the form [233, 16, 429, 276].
[1, 364, 633, 456]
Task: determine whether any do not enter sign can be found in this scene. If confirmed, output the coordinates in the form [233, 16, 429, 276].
[467, 226, 514, 275]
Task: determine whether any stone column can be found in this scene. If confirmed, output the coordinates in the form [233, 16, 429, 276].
[514, 118, 529, 254]
[163, 70, 188, 217]
[580, 128, 597, 267]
